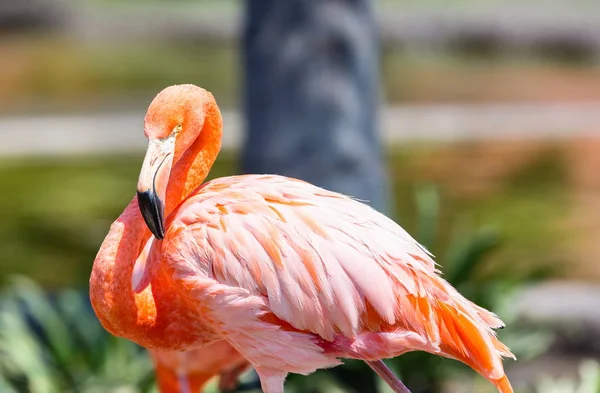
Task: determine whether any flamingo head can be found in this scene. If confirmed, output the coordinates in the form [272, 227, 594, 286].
[136, 84, 209, 240]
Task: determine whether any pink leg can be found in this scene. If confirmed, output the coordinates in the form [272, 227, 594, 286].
[255, 368, 287, 393]
[366, 360, 412, 393]
[176, 372, 192, 393]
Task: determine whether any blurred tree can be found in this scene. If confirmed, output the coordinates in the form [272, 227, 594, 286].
[241, 0, 390, 214]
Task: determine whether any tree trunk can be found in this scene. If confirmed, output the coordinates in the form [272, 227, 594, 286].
[241, 0, 390, 214]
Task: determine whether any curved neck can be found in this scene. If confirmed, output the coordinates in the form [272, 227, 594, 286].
[165, 97, 223, 215]
[90, 97, 222, 342]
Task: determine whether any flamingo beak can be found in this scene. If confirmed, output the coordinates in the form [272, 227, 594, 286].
[137, 137, 175, 240]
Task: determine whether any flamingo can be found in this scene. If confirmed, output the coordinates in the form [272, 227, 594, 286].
[90, 84, 515, 393]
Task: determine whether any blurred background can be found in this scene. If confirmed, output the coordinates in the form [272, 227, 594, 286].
[1, 0, 600, 392]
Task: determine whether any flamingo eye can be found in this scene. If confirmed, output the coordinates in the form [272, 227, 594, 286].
[156, 124, 182, 142]
[163, 124, 182, 140]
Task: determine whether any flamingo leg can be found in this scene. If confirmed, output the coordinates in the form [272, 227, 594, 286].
[366, 360, 412, 393]
[218, 362, 252, 392]
[255, 368, 287, 393]
[177, 372, 191, 393]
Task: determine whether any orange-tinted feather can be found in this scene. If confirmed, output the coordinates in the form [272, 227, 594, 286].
[436, 301, 514, 393]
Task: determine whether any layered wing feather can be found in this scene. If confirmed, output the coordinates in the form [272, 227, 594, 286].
[164, 175, 441, 338]
[136, 174, 513, 388]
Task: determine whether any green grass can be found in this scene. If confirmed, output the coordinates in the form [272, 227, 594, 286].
[0, 145, 569, 289]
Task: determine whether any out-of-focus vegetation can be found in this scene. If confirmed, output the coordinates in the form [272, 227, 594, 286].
[0, 277, 154, 393]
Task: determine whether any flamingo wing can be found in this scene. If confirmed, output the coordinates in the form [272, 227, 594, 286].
[134, 175, 513, 390]
[164, 175, 441, 338]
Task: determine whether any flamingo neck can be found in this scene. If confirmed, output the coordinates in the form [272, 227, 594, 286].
[165, 99, 223, 215]
[90, 96, 222, 345]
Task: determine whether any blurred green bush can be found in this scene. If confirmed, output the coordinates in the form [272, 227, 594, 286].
[0, 277, 155, 393]
[0, 185, 554, 393]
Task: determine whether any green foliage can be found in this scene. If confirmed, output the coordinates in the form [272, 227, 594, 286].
[0, 277, 155, 393]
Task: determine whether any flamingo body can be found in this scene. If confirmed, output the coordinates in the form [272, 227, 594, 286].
[134, 174, 514, 393]
[90, 84, 515, 393]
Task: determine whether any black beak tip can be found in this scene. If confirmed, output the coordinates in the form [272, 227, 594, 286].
[137, 190, 165, 240]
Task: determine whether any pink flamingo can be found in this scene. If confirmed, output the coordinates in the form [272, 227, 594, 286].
[90, 84, 515, 393]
